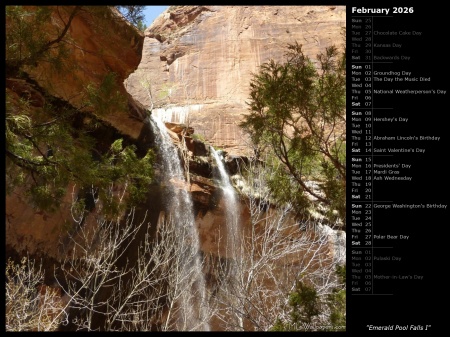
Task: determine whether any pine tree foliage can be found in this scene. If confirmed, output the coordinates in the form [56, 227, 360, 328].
[116, 5, 146, 28]
[6, 6, 154, 215]
[326, 264, 346, 330]
[240, 39, 346, 224]
[5, 6, 80, 76]
[271, 265, 346, 331]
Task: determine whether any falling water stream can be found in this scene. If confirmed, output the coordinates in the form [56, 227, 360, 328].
[150, 115, 210, 331]
[210, 147, 244, 330]
[210, 148, 241, 258]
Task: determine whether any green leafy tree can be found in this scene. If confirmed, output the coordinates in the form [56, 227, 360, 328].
[136, 20, 147, 32]
[271, 281, 320, 331]
[116, 5, 146, 27]
[6, 6, 82, 77]
[240, 40, 346, 224]
[271, 265, 346, 331]
[6, 6, 154, 215]
[6, 86, 154, 215]
[326, 265, 346, 330]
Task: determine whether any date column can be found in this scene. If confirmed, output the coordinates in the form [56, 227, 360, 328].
[349, 15, 374, 295]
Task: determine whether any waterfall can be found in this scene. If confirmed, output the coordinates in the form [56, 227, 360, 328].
[150, 115, 210, 331]
[210, 147, 241, 257]
[211, 147, 244, 330]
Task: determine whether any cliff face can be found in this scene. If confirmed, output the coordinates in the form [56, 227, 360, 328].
[6, 7, 345, 331]
[6, 5, 345, 263]
[6, 6, 146, 258]
[126, 5, 346, 154]
[23, 6, 147, 138]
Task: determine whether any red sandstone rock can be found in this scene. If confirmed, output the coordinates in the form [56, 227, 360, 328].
[126, 5, 346, 154]
[24, 6, 146, 139]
